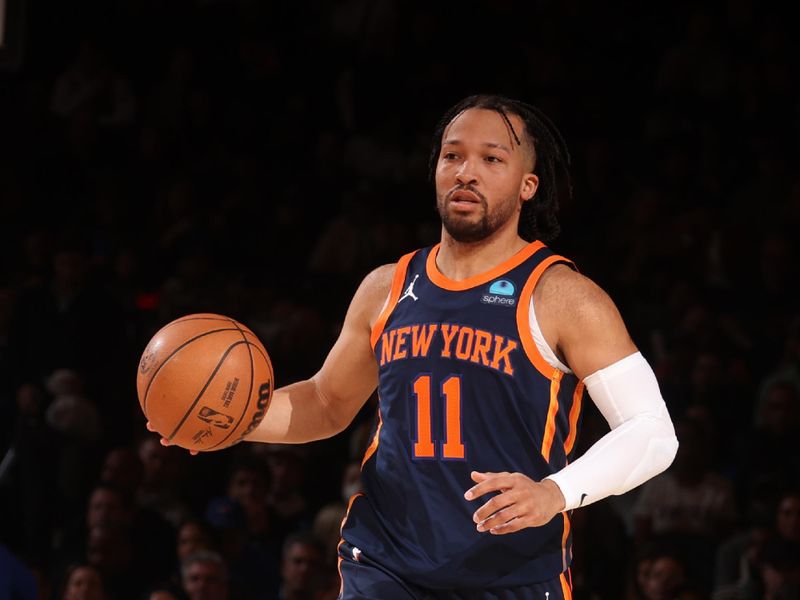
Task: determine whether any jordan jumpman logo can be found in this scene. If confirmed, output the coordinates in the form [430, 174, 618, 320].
[398, 274, 420, 303]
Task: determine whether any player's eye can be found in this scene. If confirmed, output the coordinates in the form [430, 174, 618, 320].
[442, 152, 458, 160]
[485, 155, 502, 163]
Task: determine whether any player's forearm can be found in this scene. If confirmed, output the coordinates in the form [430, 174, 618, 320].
[546, 411, 677, 510]
[545, 352, 679, 510]
[242, 378, 346, 444]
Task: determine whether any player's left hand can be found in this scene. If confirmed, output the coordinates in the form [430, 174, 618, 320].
[464, 471, 566, 535]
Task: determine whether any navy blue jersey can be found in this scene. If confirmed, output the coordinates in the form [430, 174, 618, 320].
[341, 242, 585, 589]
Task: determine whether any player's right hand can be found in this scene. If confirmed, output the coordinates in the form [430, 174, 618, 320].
[146, 421, 199, 455]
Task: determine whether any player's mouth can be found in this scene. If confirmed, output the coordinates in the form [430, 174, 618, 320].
[447, 188, 484, 211]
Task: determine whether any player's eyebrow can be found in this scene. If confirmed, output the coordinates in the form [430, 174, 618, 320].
[442, 140, 512, 153]
[483, 142, 512, 153]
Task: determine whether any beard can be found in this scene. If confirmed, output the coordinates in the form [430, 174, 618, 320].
[436, 186, 518, 243]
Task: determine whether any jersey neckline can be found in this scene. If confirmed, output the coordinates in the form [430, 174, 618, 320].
[425, 240, 545, 291]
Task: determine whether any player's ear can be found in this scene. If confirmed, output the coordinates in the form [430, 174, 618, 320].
[521, 173, 538, 202]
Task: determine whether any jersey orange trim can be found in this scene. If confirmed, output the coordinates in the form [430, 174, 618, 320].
[541, 371, 563, 462]
[337, 492, 365, 598]
[361, 406, 383, 467]
[560, 570, 573, 600]
[336, 540, 345, 598]
[561, 512, 571, 573]
[516, 254, 574, 378]
[563, 381, 585, 455]
[425, 241, 545, 291]
[370, 251, 417, 349]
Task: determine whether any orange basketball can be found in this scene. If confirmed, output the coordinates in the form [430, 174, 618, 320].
[136, 313, 274, 452]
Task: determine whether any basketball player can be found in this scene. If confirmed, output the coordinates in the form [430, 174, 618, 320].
[159, 95, 680, 598]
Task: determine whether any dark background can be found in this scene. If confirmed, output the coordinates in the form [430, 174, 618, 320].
[0, 1, 798, 599]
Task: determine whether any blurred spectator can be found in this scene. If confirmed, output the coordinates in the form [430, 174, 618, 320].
[627, 542, 704, 600]
[98, 447, 144, 498]
[50, 36, 136, 166]
[776, 490, 800, 544]
[714, 490, 800, 598]
[204, 496, 278, 600]
[713, 494, 773, 596]
[57, 563, 107, 600]
[635, 415, 738, 590]
[570, 498, 630, 599]
[754, 536, 800, 600]
[137, 435, 192, 528]
[737, 380, 800, 500]
[635, 416, 738, 542]
[258, 445, 313, 543]
[180, 551, 230, 600]
[176, 519, 217, 568]
[640, 553, 700, 600]
[45, 392, 102, 443]
[280, 533, 323, 600]
[223, 455, 274, 543]
[2, 382, 56, 559]
[53, 482, 173, 594]
[312, 503, 346, 569]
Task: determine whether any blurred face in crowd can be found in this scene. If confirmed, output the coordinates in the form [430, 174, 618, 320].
[100, 448, 143, 495]
[86, 526, 132, 573]
[149, 592, 180, 600]
[760, 559, 800, 599]
[87, 488, 130, 530]
[139, 436, 181, 487]
[267, 452, 305, 496]
[177, 522, 215, 563]
[777, 494, 800, 542]
[182, 559, 228, 600]
[63, 566, 105, 600]
[282, 541, 322, 596]
[641, 556, 686, 600]
[759, 383, 800, 436]
[435, 108, 537, 244]
[227, 467, 267, 507]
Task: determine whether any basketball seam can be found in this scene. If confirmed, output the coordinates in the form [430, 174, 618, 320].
[164, 316, 233, 327]
[142, 327, 244, 415]
[166, 339, 249, 441]
[206, 318, 256, 450]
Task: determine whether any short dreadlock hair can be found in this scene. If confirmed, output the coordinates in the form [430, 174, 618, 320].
[428, 94, 572, 243]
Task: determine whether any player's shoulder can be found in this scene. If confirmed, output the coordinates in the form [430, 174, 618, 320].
[359, 263, 396, 297]
[536, 263, 621, 325]
[350, 263, 397, 321]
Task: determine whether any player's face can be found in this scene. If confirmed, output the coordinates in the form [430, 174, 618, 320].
[435, 108, 538, 243]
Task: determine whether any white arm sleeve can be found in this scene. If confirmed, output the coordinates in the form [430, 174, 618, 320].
[544, 352, 679, 511]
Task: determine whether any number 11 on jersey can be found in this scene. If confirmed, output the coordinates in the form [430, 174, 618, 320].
[412, 374, 465, 459]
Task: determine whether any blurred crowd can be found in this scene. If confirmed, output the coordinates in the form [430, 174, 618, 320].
[0, 1, 799, 599]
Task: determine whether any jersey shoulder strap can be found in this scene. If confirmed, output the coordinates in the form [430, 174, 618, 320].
[369, 250, 418, 348]
[515, 252, 577, 378]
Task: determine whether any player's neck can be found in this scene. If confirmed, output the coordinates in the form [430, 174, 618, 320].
[436, 229, 529, 281]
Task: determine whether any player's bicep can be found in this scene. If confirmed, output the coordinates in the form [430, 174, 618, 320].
[541, 267, 637, 380]
[313, 317, 378, 426]
[312, 264, 394, 430]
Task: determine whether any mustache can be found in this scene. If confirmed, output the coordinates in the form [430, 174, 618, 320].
[446, 185, 487, 203]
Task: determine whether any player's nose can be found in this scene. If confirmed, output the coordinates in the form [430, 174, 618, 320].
[455, 159, 478, 185]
